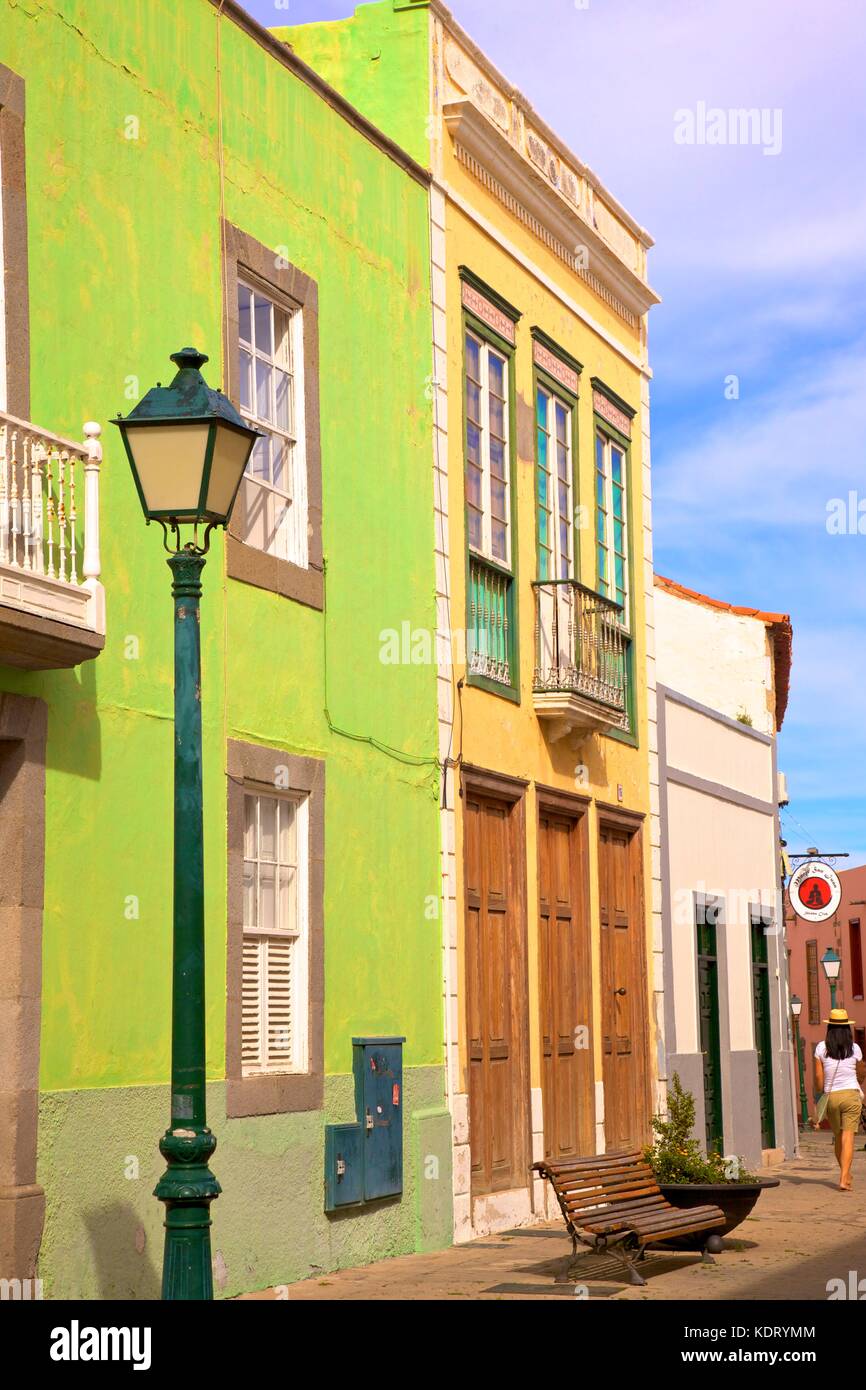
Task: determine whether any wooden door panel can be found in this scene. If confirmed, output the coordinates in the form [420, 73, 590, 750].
[486, 908, 510, 1050]
[539, 810, 594, 1161]
[489, 1057, 514, 1183]
[465, 787, 529, 1195]
[599, 823, 650, 1151]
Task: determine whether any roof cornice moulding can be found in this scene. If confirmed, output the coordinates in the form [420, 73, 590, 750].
[431, 1, 654, 249]
[442, 99, 659, 322]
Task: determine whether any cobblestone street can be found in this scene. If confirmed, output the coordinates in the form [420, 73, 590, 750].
[242, 1132, 866, 1302]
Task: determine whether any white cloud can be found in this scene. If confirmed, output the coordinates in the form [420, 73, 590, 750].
[654, 341, 866, 528]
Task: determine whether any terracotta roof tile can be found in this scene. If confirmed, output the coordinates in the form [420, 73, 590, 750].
[654, 573, 793, 730]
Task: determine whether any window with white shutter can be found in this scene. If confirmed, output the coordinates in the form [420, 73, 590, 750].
[241, 790, 309, 1076]
[236, 281, 308, 569]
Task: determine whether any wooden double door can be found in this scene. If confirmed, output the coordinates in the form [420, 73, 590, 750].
[465, 787, 651, 1193]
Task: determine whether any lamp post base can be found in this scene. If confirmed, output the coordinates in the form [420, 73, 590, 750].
[154, 1127, 221, 1301]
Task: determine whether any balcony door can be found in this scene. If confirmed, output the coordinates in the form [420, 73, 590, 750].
[538, 802, 594, 1160]
[464, 778, 530, 1195]
[535, 383, 574, 682]
[598, 817, 651, 1151]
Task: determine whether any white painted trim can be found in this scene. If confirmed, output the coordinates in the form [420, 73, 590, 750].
[0, 563, 96, 629]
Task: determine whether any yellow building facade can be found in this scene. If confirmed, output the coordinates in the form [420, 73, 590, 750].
[286, 0, 663, 1240]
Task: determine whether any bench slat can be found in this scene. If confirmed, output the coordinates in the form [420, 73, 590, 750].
[586, 1204, 722, 1235]
[572, 1198, 670, 1222]
[637, 1216, 724, 1245]
[564, 1182, 661, 1208]
[586, 1213, 724, 1243]
[557, 1163, 655, 1189]
[558, 1173, 661, 1195]
[536, 1151, 643, 1174]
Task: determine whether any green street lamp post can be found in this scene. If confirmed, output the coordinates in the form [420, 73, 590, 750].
[113, 349, 261, 1300]
[821, 947, 842, 1011]
[789, 995, 809, 1128]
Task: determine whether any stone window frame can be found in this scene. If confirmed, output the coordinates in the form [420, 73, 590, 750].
[0, 63, 29, 419]
[226, 738, 324, 1118]
[221, 221, 323, 610]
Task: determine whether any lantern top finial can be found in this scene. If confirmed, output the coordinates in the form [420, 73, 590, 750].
[170, 346, 209, 373]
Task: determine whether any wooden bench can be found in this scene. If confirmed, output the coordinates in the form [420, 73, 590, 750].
[532, 1150, 726, 1286]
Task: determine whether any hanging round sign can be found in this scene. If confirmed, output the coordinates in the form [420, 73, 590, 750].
[788, 859, 842, 923]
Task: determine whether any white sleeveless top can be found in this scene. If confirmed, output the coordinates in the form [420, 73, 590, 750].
[815, 1041, 863, 1092]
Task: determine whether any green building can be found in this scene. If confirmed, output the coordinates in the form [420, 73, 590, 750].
[0, 0, 450, 1299]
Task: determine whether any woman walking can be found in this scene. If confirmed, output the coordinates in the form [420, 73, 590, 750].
[814, 1008, 865, 1190]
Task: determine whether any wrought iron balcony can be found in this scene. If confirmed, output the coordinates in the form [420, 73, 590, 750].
[0, 412, 104, 669]
[532, 578, 629, 739]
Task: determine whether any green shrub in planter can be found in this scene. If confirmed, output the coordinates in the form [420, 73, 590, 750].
[643, 1074, 758, 1185]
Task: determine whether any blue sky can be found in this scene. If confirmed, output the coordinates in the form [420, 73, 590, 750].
[243, 0, 866, 863]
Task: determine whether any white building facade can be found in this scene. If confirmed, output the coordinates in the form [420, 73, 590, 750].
[653, 575, 798, 1167]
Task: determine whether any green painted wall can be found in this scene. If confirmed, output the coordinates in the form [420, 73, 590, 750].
[0, 0, 448, 1290]
[39, 1072, 451, 1300]
[278, 2, 431, 170]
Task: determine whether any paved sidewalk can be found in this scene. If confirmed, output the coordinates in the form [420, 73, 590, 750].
[240, 1132, 866, 1301]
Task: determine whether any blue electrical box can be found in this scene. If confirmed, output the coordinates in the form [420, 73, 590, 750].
[324, 1122, 364, 1210]
[324, 1037, 405, 1213]
[353, 1037, 405, 1201]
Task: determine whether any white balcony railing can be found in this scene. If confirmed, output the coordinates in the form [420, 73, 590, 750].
[0, 413, 104, 644]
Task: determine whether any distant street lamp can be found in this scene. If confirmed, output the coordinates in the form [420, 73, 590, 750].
[113, 348, 261, 1300]
[821, 947, 842, 1011]
[790, 995, 809, 1128]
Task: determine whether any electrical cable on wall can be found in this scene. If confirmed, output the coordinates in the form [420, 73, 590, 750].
[322, 558, 441, 772]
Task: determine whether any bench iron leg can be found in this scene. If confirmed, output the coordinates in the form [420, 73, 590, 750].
[610, 1239, 646, 1288]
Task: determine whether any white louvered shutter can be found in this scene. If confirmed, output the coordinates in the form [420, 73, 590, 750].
[264, 936, 293, 1068]
[240, 790, 308, 1076]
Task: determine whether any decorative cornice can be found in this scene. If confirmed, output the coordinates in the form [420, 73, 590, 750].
[440, 176, 649, 375]
[458, 266, 521, 323]
[591, 378, 636, 437]
[459, 266, 520, 344]
[431, 2, 654, 250]
[531, 330, 581, 396]
[590, 378, 636, 418]
[444, 100, 658, 324]
[592, 392, 632, 439]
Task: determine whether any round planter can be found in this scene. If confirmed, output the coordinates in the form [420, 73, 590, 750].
[656, 1177, 780, 1250]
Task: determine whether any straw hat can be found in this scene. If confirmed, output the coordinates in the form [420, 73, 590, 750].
[823, 1007, 858, 1026]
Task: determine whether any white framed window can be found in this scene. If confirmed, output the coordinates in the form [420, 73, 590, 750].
[237, 280, 307, 568]
[465, 329, 511, 569]
[595, 430, 629, 622]
[241, 789, 309, 1076]
[536, 384, 573, 581]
